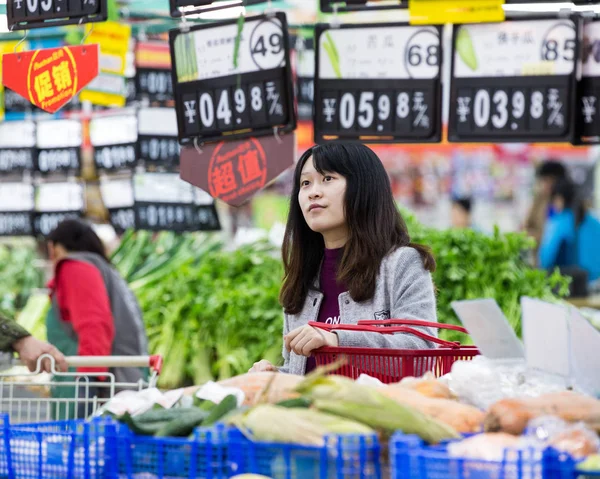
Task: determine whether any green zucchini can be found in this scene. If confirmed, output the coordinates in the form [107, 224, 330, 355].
[134, 407, 199, 424]
[203, 395, 238, 427]
[120, 412, 171, 436]
[154, 409, 208, 438]
[275, 397, 312, 409]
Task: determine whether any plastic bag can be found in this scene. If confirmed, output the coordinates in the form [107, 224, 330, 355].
[525, 416, 600, 459]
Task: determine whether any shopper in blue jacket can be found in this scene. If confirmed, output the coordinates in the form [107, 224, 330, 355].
[539, 179, 600, 283]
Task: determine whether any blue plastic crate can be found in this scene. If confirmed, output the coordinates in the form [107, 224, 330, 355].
[0, 414, 8, 478]
[2, 416, 114, 479]
[390, 432, 577, 479]
[109, 422, 229, 479]
[227, 428, 382, 479]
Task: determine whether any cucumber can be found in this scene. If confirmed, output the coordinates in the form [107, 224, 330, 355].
[276, 397, 312, 409]
[155, 409, 208, 438]
[203, 395, 238, 427]
[134, 407, 199, 424]
[120, 412, 171, 436]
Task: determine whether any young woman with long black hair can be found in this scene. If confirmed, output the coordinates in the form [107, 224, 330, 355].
[251, 143, 438, 375]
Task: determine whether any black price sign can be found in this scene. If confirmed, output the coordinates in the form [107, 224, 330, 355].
[0, 121, 36, 175]
[108, 207, 136, 233]
[314, 23, 442, 144]
[137, 108, 180, 169]
[0, 182, 34, 237]
[33, 181, 85, 237]
[449, 18, 580, 143]
[576, 20, 600, 144]
[90, 115, 138, 171]
[137, 70, 173, 101]
[169, 13, 296, 145]
[35, 120, 83, 175]
[8, 0, 107, 31]
[136, 202, 220, 232]
[292, 36, 315, 121]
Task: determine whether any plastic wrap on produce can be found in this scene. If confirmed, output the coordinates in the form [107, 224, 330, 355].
[445, 356, 567, 410]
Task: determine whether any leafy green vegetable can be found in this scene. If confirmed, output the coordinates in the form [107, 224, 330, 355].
[456, 27, 478, 72]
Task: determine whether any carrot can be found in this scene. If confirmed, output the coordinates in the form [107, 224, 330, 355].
[485, 392, 600, 435]
[378, 385, 484, 433]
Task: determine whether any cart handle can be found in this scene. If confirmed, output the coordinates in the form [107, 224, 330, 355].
[308, 320, 465, 349]
[63, 355, 163, 374]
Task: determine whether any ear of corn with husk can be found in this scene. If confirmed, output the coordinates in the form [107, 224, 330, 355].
[295, 373, 459, 444]
[225, 405, 374, 447]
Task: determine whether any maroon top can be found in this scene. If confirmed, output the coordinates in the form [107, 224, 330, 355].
[305, 247, 347, 374]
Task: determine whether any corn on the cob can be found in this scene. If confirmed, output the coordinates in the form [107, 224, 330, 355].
[226, 405, 374, 447]
[296, 374, 459, 444]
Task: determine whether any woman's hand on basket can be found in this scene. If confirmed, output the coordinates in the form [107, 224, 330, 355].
[249, 359, 278, 373]
[285, 325, 339, 357]
[12, 336, 68, 373]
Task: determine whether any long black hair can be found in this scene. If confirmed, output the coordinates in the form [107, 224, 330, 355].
[280, 143, 435, 315]
[47, 218, 110, 263]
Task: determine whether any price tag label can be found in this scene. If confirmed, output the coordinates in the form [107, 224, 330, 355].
[33, 181, 85, 236]
[0, 182, 35, 236]
[0, 120, 36, 174]
[449, 18, 581, 143]
[99, 176, 134, 209]
[90, 115, 138, 171]
[36, 119, 83, 174]
[170, 12, 296, 145]
[135, 42, 173, 102]
[137, 108, 180, 169]
[576, 20, 600, 144]
[293, 37, 315, 121]
[314, 23, 442, 143]
[8, 0, 107, 31]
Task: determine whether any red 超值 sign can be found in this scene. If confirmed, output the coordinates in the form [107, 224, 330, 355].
[2, 45, 99, 113]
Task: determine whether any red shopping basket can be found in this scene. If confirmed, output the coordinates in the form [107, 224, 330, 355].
[310, 319, 479, 383]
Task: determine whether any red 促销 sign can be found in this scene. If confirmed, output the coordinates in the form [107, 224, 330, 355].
[2, 45, 99, 113]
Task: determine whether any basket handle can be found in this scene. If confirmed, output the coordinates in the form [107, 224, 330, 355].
[64, 355, 163, 374]
[357, 319, 469, 334]
[308, 321, 462, 349]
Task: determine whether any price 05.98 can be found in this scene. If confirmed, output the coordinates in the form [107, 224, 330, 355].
[321, 89, 433, 136]
[455, 86, 568, 136]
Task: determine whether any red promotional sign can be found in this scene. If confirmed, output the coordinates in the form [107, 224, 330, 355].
[2, 45, 99, 113]
[180, 133, 296, 207]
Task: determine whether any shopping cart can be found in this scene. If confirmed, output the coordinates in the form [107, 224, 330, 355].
[0, 354, 163, 424]
[310, 319, 479, 383]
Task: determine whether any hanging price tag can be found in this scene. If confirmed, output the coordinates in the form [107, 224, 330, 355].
[90, 114, 138, 171]
[314, 23, 442, 144]
[575, 20, 600, 144]
[170, 12, 296, 145]
[7, 0, 107, 31]
[33, 181, 85, 236]
[293, 36, 315, 121]
[35, 119, 83, 174]
[135, 42, 173, 102]
[449, 18, 581, 144]
[0, 120, 36, 174]
[0, 182, 34, 236]
[132, 172, 220, 232]
[137, 107, 180, 170]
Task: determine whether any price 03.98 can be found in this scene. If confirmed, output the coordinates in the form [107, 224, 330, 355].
[455, 86, 568, 137]
[320, 89, 434, 138]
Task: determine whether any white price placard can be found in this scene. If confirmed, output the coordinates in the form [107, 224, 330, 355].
[569, 307, 600, 396]
[35, 182, 85, 213]
[319, 25, 440, 80]
[173, 16, 286, 84]
[454, 19, 577, 78]
[134, 173, 195, 204]
[36, 120, 83, 149]
[0, 121, 36, 149]
[583, 21, 600, 78]
[90, 115, 138, 146]
[0, 182, 34, 212]
[194, 188, 214, 206]
[138, 108, 178, 136]
[100, 177, 135, 209]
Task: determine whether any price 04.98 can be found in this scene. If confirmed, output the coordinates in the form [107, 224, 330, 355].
[455, 87, 568, 136]
[321, 89, 433, 136]
[182, 80, 287, 136]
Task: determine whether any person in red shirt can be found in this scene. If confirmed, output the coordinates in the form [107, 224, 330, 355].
[45, 219, 147, 418]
